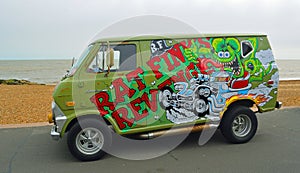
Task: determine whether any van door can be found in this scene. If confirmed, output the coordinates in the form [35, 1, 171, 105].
[140, 38, 214, 129]
[139, 39, 182, 128]
[82, 41, 148, 130]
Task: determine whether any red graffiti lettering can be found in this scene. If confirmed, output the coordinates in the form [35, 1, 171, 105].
[128, 97, 148, 121]
[167, 44, 186, 63]
[126, 67, 146, 91]
[162, 53, 182, 71]
[184, 63, 194, 80]
[197, 38, 211, 48]
[181, 39, 193, 48]
[90, 92, 114, 115]
[141, 90, 158, 112]
[171, 70, 186, 83]
[112, 78, 136, 103]
[128, 90, 158, 121]
[158, 78, 172, 90]
[189, 63, 199, 78]
[92, 40, 223, 130]
[112, 107, 134, 130]
[147, 56, 164, 80]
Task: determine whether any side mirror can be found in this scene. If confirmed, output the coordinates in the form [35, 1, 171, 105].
[71, 57, 75, 67]
[106, 48, 114, 68]
[104, 48, 114, 77]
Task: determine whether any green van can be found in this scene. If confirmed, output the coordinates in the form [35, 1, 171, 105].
[49, 34, 281, 161]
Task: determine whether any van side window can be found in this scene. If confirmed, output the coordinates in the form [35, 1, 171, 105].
[113, 44, 136, 71]
[241, 40, 254, 58]
[87, 44, 136, 73]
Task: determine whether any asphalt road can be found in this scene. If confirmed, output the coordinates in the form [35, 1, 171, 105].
[1, 108, 300, 173]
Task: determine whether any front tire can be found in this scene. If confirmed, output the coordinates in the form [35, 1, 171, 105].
[220, 106, 257, 144]
[67, 118, 111, 161]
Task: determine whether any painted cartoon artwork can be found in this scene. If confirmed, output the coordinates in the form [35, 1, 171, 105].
[90, 37, 278, 131]
[158, 74, 224, 124]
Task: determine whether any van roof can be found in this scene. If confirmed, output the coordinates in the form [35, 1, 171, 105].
[91, 33, 267, 43]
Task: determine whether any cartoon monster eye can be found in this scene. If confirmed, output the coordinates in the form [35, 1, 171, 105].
[247, 63, 254, 71]
[224, 51, 230, 58]
[218, 52, 224, 58]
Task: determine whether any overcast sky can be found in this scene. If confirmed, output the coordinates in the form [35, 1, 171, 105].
[0, 0, 299, 60]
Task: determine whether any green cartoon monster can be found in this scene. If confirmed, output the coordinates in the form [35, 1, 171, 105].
[183, 39, 213, 63]
[211, 38, 245, 78]
[183, 37, 275, 85]
[242, 38, 274, 82]
[212, 37, 275, 86]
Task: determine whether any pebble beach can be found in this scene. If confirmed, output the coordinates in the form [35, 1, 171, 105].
[0, 80, 299, 125]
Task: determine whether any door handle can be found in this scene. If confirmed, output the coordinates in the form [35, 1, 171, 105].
[131, 77, 142, 81]
[78, 81, 84, 88]
[86, 89, 106, 93]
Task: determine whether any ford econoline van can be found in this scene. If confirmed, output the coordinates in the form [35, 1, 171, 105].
[49, 34, 281, 161]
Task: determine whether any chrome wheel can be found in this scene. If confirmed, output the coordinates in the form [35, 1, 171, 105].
[75, 127, 104, 155]
[220, 106, 257, 144]
[232, 114, 252, 138]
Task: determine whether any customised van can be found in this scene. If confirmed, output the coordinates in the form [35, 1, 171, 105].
[49, 34, 281, 161]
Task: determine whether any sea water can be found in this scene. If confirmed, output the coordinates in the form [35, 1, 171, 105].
[0, 59, 299, 84]
[0, 60, 71, 84]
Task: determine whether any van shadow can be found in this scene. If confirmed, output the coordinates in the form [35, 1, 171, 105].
[51, 130, 228, 162]
[177, 130, 227, 149]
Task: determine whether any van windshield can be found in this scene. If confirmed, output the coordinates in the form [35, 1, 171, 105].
[68, 44, 94, 76]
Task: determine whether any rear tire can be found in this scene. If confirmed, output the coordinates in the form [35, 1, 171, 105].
[220, 106, 257, 144]
[67, 118, 111, 161]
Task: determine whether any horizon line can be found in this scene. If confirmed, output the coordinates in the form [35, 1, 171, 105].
[0, 58, 72, 61]
[0, 57, 299, 61]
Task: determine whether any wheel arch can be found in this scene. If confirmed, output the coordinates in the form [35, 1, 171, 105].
[221, 99, 256, 119]
[226, 99, 255, 110]
[65, 114, 113, 134]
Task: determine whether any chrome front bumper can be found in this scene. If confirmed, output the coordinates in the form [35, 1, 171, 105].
[51, 125, 60, 140]
[50, 101, 67, 141]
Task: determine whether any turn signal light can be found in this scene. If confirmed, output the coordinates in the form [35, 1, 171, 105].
[48, 113, 53, 123]
[66, 101, 75, 107]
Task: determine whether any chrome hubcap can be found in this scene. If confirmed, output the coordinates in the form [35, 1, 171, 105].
[76, 127, 104, 155]
[232, 114, 252, 138]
